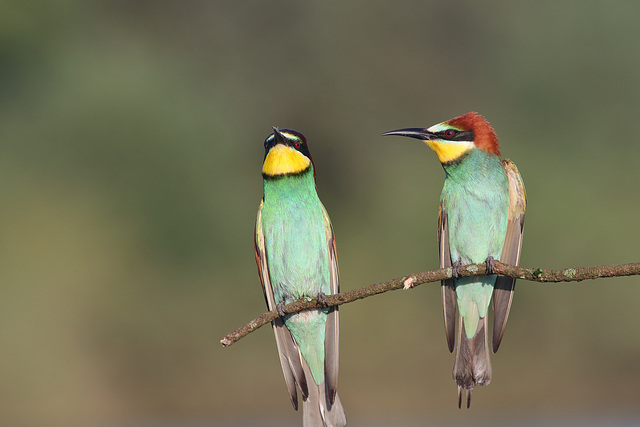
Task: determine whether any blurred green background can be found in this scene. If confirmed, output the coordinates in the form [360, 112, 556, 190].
[2, 1, 640, 426]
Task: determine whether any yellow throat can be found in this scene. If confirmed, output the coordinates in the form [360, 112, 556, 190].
[426, 140, 474, 163]
[262, 144, 311, 176]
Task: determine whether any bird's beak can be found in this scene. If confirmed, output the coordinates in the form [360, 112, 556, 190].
[272, 126, 286, 145]
[382, 128, 435, 141]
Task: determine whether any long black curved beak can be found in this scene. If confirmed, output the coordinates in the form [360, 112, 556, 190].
[272, 126, 286, 144]
[381, 128, 435, 141]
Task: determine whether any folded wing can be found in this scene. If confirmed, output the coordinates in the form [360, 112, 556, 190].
[492, 160, 526, 352]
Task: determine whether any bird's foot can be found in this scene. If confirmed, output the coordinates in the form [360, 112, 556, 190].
[316, 292, 329, 308]
[276, 299, 287, 317]
[403, 276, 416, 290]
[452, 260, 462, 279]
[485, 256, 495, 275]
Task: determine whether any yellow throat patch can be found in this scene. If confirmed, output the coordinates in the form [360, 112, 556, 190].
[262, 144, 311, 176]
[426, 140, 474, 164]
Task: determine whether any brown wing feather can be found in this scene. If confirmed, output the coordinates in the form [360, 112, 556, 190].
[439, 201, 457, 353]
[321, 203, 340, 405]
[255, 200, 308, 409]
[492, 160, 526, 352]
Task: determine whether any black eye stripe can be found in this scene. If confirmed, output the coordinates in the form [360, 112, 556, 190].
[438, 129, 475, 141]
[263, 128, 312, 161]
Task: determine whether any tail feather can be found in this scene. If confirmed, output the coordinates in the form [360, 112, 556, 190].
[302, 387, 346, 427]
[453, 315, 491, 408]
[301, 354, 346, 427]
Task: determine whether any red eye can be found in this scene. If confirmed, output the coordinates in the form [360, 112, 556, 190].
[295, 141, 301, 149]
[445, 130, 454, 138]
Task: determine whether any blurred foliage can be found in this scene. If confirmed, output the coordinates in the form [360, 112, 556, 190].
[1, 1, 640, 426]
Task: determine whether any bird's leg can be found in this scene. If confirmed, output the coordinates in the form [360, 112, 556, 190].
[485, 256, 495, 275]
[452, 260, 462, 279]
[316, 292, 329, 308]
[276, 298, 287, 317]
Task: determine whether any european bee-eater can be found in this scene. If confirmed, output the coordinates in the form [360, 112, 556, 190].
[383, 112, 526, 408]
[255, 127, 346, 426]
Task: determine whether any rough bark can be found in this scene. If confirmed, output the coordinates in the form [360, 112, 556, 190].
[220, 261, 640, 347]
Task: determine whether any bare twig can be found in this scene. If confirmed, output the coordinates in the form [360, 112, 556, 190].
[220, 261, 640, 347]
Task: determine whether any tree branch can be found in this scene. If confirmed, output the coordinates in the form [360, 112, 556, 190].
[220, 261, 640, 347]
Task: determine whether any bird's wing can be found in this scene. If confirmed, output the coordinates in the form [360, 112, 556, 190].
[255, 200, 308, 409]
[439, 200, 457, 353]
[321, 203, 340, 405]
[492, 159, 526, 352]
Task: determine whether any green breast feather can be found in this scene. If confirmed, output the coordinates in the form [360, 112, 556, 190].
[442, 149, 509, 338]
[261, 169, 331, 384]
